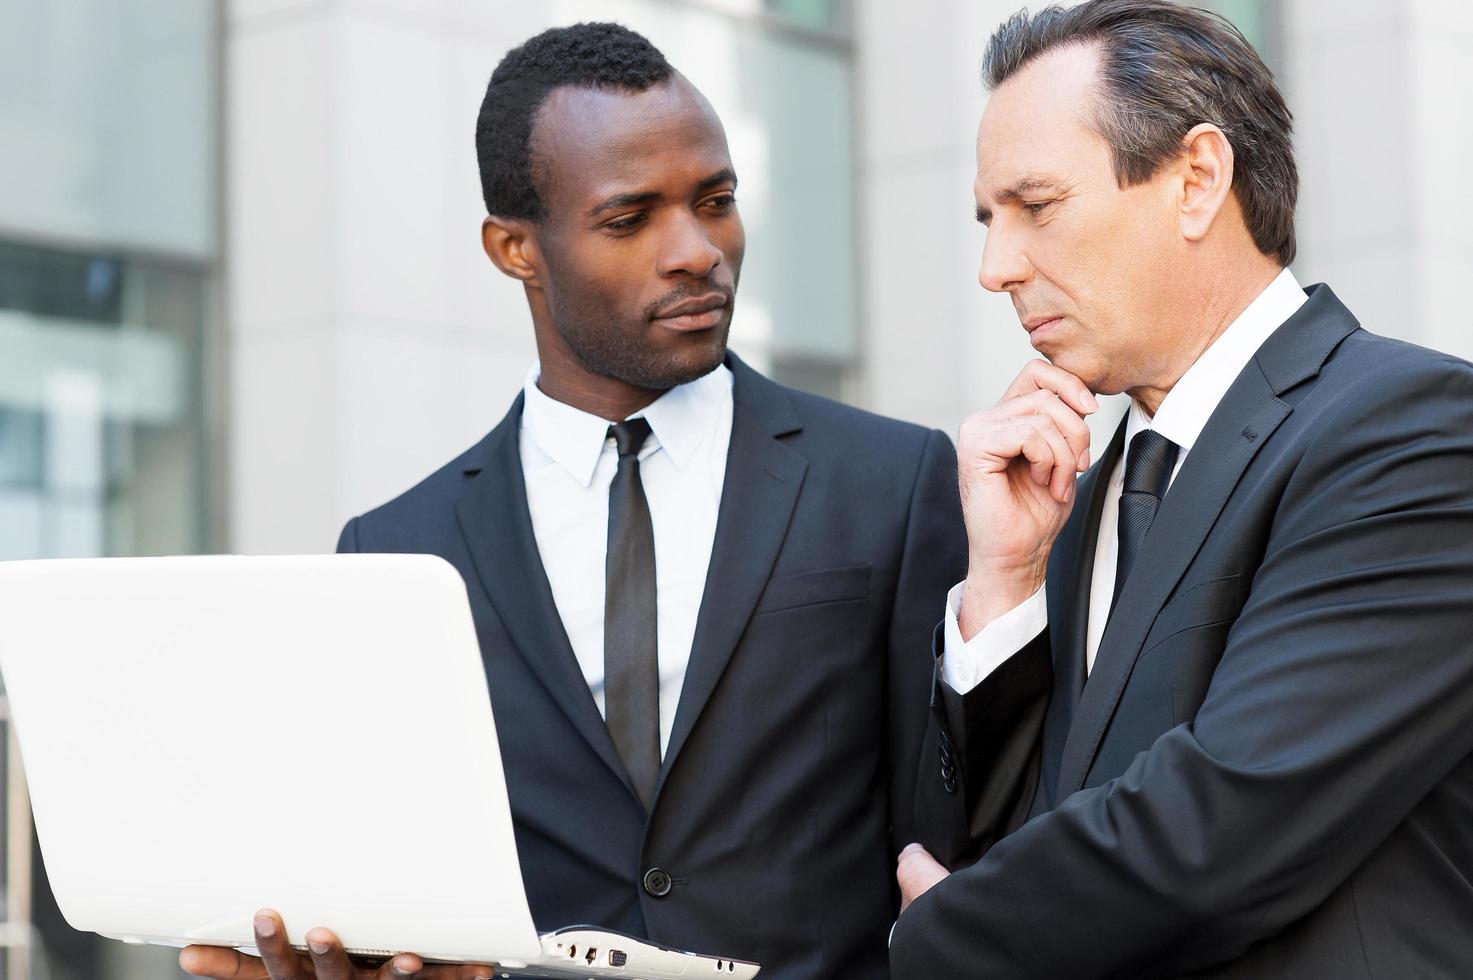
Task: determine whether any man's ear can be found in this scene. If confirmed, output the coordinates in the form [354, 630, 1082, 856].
[1176, 123, 1235, 244]
[482, 216, 544, 287]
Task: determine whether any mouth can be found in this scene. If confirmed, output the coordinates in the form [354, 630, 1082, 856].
[1022, 315, 1064, 347]
[651, 293, 731, 332]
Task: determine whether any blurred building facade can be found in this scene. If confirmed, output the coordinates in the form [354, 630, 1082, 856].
[0, 0, 1469, 977]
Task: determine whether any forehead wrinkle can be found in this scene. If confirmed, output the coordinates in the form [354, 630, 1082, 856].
[974, 158, 1062, 199]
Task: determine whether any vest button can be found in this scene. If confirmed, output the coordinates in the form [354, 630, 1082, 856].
[643, 867, 673, 898]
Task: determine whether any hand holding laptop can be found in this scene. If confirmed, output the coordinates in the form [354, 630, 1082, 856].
[179, 909, 496, 980]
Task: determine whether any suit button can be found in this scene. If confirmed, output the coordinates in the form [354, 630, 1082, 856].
[643, 868, 673, 898]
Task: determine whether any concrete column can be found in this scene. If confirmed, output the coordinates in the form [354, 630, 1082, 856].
[226, 0, 545, 553]
[1284, 0, 1473, 357]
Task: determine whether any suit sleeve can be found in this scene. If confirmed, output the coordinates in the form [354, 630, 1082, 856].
[885, 428, 968, 855]
[917, 626, 1051, 868]
[891, 357, 1473, 979]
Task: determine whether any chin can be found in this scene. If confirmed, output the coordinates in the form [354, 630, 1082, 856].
[1041, 350, 1106, 393]
[606, 327, 730, 391]
[650, 318, 731, 381]
[656, 337, 729, 386]
[560, 316, 729, 391]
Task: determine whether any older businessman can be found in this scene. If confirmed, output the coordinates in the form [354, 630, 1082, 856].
[893, 2, 1473, 977]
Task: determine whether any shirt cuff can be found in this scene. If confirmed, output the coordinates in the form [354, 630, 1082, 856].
[939, 581, 1048, 694]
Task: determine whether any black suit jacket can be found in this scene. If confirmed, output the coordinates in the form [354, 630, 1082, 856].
[339, 353, 965, 979]
[893, 285, 1473, 978]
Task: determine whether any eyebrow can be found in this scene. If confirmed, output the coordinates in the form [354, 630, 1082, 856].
[587, 168, 739, 218]
[975, 175, 1069, 225]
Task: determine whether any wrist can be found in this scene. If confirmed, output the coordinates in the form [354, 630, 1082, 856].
[956, 561, 1047, 641]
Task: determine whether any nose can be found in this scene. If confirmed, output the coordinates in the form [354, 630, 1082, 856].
[657, 213, 723, 279]
[977, 221, 1032, 294]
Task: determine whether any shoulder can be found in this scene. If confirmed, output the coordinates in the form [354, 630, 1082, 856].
[730, 353, 950, 460]
[341, 427, 502, 552]
[1307, 328, 1473, 425]
[1276, 327, 1473, 524]
[1327, 327, 1473, 384]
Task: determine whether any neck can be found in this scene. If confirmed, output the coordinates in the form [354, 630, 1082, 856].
[1126, 256, 1282, 416]
[530, 309, 665, 423]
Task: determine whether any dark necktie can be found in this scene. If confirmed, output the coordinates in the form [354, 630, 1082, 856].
[604, 417, 660, 811]
[1113, 429, 1180, 609]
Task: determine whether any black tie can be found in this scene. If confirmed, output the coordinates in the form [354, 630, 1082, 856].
[604, 418, 660, 811]
[1113, 429, 1179, 609]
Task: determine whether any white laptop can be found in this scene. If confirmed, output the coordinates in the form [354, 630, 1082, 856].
[0, 554, 759, 979]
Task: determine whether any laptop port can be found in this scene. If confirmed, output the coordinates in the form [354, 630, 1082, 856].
[585, 948, 597, 965]
[609, 950, 628, 967]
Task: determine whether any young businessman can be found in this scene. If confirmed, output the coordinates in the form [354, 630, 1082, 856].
[184, 23, 963, 980]
[892, 2, 1473, 977]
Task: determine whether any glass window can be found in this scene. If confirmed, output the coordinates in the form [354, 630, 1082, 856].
[764, 0, 841, 32]
[0, 1, 217, 258]
[0, 242, 209, 562]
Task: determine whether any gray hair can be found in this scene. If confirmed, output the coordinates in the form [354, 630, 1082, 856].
[985, 0, 1297, 265]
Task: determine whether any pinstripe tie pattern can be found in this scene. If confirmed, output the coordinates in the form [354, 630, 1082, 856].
[1112, 429, 1180, 609]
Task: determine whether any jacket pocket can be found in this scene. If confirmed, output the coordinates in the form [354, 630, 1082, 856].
[1141, 573, 1246, 655]
[753, 563, 872, 615]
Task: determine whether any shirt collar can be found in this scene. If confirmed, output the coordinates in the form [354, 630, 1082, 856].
[1143, 267, 1306, 454]
[520, 362, 733, 487]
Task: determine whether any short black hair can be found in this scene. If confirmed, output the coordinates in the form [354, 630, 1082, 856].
[475, 22, 674, 221]
[985, 0, 1298, 265]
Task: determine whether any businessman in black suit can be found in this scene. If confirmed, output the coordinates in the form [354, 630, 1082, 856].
[184, 22, 962, 980]
[891, 2, 1473, 977]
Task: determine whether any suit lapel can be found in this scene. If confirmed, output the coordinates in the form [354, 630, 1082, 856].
[454, 395, 640, 803]
[1057, 284, 1360, 794]
[658, 355, 807, 790]
[1038, 415, 1126, 807]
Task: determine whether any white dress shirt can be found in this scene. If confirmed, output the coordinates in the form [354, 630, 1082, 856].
[942, 268, 1308, 693]
[519, 363, 733, 754]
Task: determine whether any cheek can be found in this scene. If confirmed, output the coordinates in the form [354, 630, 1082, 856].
[1063, 204, 1165, 321]
[720, 224, 746, 272]
[547, 246, 641, 318]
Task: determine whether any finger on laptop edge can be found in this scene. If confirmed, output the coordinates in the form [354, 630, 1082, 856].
[179, 944, 270, 980]
[253, 909, 311, 980]
[304, 927, 358, 980]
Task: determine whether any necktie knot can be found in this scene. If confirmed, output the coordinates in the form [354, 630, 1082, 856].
[1112, 428, 1181, 611]
[1123, 429, 1179, 500]
[609, 418, 652, 459]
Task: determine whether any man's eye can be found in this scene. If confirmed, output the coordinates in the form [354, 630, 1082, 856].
[705, 193, 737, 211]
[1023, 201, 1052, 215]
[606, 213, 647, 232]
